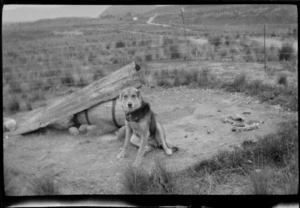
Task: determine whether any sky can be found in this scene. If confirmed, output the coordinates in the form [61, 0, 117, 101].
[2, 5, 111, 23]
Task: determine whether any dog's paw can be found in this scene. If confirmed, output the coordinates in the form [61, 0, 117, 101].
[165, 148, 173, 155]
[117, 151, 127, 159]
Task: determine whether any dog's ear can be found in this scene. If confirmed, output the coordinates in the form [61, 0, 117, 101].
[136, 88, 143, 101]
[119, 90, 123, 101]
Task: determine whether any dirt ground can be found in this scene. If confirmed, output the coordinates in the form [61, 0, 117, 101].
[3, 86, 296, 194]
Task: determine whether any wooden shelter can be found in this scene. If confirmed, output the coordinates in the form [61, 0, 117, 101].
[7, 62, 141, 135]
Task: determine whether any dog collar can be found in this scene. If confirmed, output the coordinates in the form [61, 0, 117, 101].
[125, 101, 150, 122]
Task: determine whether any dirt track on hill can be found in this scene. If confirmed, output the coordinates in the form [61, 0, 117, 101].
[4, 86, 296, 194]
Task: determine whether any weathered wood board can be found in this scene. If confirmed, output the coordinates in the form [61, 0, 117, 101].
[8, 62, 141, 135]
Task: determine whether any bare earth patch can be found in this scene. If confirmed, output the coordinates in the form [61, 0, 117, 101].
[4, 86, 296, 194]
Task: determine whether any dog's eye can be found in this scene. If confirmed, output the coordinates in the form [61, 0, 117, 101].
[132, 94, 136, 98]
[124, 95, 128, 99]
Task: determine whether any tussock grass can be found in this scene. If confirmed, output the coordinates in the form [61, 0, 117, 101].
[249, 169, 270, 194]
[223, 73, 247, 92]
[189, 119, 298, 194]
[277, 72, 288, 87]
[3, 94, 20, 114]
[279, 42, 295, 61]
[4, 162, 60, 195]
[122, 159, 176, 194]
[141, 67, 297, 111]
[30, 175, 59, 195]
[4, 165, 22, 195]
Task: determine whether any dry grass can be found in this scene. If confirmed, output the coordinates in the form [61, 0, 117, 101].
[121, 118, 298, 194]
[140, 66, 298, 111]
[122, 159, 176, 194]
[249, 169, 270, 194]
[30, 174, 59, 195]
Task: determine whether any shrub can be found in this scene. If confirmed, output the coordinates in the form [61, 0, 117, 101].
[169, 45, 181, 59]
[4, 165, 21, 195]
[218, 47, 228, 58]
[245, 79, 264, 96]
[115, 41, 125, 48]
[249, 170, 269, 194]
[208, 36, 223, 48]
[3, 94, 20, 114]
[277, 73, 288, 87]
[30, 175, 59, 195]
[267, 45, 279, 61]
[197, 68, 216, 88]
[145, 54, 152, 62]
[279, 42, 295, 61]
[122, 159, 176, 194]
[223, 73, 247, 92]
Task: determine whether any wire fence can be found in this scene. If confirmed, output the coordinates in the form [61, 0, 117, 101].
[2, 16, 298, 95]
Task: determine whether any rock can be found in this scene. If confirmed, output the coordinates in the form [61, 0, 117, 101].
[4, 118, 17, 131]
[184, 135, 188, 138]
[217, 109, 221, 112]
[229, 114, 244, 122]
[69, 127, 79, 135]
[207, 128, 214, 134]
[86, 125, 96, 131]
[78, 124, 88, 132]
[242, 111, 251, 114]
[255, 169, 261, 173]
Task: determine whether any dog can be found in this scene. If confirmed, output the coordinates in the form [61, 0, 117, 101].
[117, 87, 178, 167]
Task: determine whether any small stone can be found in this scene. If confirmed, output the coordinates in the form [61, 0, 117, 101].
[4, 118, 17, 131]
[217, 109, 221, 112]
[242, 111, 251, 114]
[69, 127, 79, 135]
[184, 135, 188, 138]
[78, 124, 88, 132]
[207, 128, 214, 134]
[86, 125, 96, 131]
[255, 169, 261, 173]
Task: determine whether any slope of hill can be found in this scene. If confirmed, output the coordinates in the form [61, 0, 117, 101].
[2, 5, 109, 23]
[147, 4, 297, 25]
[100, 5, 156, 17]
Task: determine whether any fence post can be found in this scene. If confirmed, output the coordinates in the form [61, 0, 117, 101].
[180, 7, 187, 42]
[264, 24, 267, 73]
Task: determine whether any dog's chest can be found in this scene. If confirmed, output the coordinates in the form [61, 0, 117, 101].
[129, 121, 143, 135]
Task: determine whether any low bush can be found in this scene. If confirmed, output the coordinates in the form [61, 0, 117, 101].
[277, 73, 288, 87]
[223, 73, 247, 92]
[122, 159, 176, 194]
[279, 42, 295, 61]
[30, 175, 59, 195]
[249, 170, 270, 194]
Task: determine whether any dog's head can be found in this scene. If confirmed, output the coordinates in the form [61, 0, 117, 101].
[119, 87, 143, 113]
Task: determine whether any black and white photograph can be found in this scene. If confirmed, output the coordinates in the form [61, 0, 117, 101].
[2, 3, 298, 200]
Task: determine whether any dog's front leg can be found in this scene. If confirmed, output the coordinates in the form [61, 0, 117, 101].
[117, 122, 132, 159]
[133, 131, 149, 167]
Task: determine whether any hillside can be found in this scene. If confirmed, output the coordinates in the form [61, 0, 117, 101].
[147, 4, 297, 25]
[2, 5, 109, 23]
[100, 5, 156, 17]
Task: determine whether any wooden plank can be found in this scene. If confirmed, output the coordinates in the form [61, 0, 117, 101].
[8, 62, 141, 135]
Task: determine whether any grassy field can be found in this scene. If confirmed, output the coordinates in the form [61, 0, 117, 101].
[2, 18, 297, 116]
[121, 118, 298, 194]
[2, 5, 298, 195]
